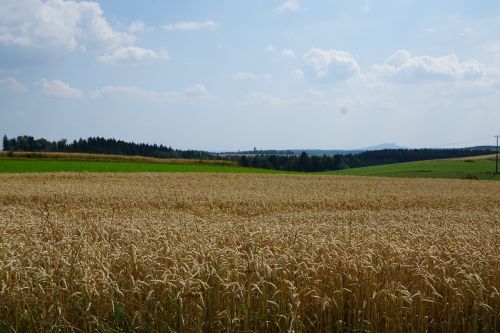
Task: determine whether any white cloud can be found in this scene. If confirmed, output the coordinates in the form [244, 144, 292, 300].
[281, 49, 296, 58]
[128, 20, 150, 34]
[264, 44, 275, 52]
[183, 84, 211, 97]
[35, 79, 84, 99]
[303, 48, 360, 80]
[163, 20, 219, 31]
[372, 50, 486, 82]
[94, 84, 214, 102]
[97, 46, 169, 64]
[385, 49, 412, 67]
[0, 77, 27, 93]
[0, 0, 133, 51]
[277, 0, 301, 12]
[232, 72, 258, 80]
[31, 79, 215, 103]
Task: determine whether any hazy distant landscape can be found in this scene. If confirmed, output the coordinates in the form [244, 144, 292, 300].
[2, 135, 498, 177]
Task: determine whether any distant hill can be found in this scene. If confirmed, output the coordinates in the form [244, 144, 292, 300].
[289, 149, 359, 156]
[466, 145, 496, 150]
[228, 143, 408, 156]
[224, 143, 495, 157]
[361, 143, 407, 151]
[296, 143, 407, 156]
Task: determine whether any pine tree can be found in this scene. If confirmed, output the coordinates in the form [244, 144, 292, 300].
[2, 135, 9, 151]
[298, 152, 310, 172]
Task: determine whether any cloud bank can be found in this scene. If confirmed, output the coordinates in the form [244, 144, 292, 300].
[372, 50, 486, 82]
[0, 0, 133, 52]
[36, 79, 84, 99]
[0, 77, 27, 93]
[277, 0, 301, 13]
[163, 20, 219, 31]
[97, 47, 169, 64]
[303, 48, 360, 80]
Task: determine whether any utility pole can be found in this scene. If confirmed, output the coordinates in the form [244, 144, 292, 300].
[496, 135, 499, 175]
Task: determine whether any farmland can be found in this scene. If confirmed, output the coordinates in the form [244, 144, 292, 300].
[2, 152, 500, 182]
[329, 155, 500, 180]
[0, 173, 499, 332]
[0, 156, 286, 174]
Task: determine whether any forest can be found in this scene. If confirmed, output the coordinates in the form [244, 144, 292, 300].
[238, 149, 492, 172]
[2, 135, 214, 160]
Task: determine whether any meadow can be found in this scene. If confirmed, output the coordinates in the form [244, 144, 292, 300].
[0, 173, 498, 332]
[0, 157, 285, 174]
[329, 155, 500, 180]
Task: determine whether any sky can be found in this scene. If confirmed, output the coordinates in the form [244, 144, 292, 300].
[0, 0, 499, 151]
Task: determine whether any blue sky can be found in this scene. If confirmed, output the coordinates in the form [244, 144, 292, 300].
[1, 0, 499, 150]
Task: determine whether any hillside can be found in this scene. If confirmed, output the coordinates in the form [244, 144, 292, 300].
[327, 155, 500, 180]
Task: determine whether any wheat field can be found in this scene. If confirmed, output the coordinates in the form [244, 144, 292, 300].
[0, 173, 499, 332]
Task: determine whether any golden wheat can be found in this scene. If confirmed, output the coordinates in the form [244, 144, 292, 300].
[0, 173, 499, 332]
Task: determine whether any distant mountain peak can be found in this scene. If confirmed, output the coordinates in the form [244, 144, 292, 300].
[361, 143, 406, 151]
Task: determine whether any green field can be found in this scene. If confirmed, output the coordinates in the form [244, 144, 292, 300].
[0, 158, 288, 174]
[328, 155, 500, 180]
[1, 155, 499, 180]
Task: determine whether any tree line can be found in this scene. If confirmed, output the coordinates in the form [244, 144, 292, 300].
[2, 134, 492, 172]
[238, 149, 492, 172]
[2, 135, 216, 160]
